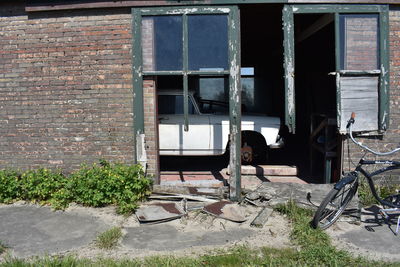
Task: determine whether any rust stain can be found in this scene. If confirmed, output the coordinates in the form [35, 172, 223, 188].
[188, 187, 211, 196]
[155, 203, 182, 215]
[203, 201, 231, 216]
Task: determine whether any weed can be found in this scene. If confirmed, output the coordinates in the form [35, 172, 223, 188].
[95, 227, 123, 250]
[0, 160, 152, 214]
[274, 200, 395, 266]
[358, 179, 400, 206]
[0, 170, 21, 203]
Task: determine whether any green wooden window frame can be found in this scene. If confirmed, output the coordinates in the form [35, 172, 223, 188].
[283, 4, 390, 133]
[132, 6, 240, 134]
[132, 6, 242, 199]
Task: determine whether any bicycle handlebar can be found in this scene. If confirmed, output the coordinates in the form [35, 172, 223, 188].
[347, 112, 400, 156]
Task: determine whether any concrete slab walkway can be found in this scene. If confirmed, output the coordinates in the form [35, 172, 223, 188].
[123, 224, 254, 251]
[327, 205, 400, 261]
[0, 205, 107, 258]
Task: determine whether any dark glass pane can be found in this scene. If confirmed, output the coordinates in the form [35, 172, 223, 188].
[340, 14, 379, 70]
[142, 16, 183, 71]
[158, 95, 195, 114]
[188, 15, 228, 71]
[189, 76, 229, 114]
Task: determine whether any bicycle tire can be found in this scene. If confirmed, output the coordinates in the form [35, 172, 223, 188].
[311, 179, 358, 230]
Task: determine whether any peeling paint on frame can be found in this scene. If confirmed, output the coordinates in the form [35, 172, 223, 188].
[132, 5, 242, 199]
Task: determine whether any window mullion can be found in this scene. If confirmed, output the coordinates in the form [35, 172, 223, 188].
[183, 13, 189, 132]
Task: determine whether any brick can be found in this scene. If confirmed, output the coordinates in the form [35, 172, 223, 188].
[0, 3, 135, 172]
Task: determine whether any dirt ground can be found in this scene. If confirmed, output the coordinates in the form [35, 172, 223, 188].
[1, 201, 399, 263]
[59, 203, 293, 260]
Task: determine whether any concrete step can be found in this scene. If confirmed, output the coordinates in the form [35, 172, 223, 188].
[224, 165, 298, 176]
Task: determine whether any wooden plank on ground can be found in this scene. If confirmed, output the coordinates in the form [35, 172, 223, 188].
[250, 207, 273, 228]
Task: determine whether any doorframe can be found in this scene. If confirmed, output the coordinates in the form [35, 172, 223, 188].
[282, 4, 390, 134]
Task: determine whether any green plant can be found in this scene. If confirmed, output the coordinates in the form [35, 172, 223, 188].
[0, 240, 6, 254]
[56, 161, 152, 214]
[95, 227, 123, 250]
[0, 160, 152, 214]
[19, 168, 66, 202]
[274, 200, 377, 266]
[358, 179, 400, 206]
[0, 170, 20, 203]
[1, 246, 398, 267]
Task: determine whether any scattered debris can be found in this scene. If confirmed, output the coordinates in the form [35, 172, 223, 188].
[250, 207, 273, 228]
[136, 203, 185, 224]
[244, 182, 353, 209]
[203, 201, 247, 223]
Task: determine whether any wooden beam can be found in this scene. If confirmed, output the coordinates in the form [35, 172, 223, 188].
[26, 1, 399, 12]
[296, 14, 334, 43]
[25, 1, 202, 12]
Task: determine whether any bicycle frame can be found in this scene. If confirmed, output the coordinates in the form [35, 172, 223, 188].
[353, 159, 400, 208]
[312, 113, 400, 230]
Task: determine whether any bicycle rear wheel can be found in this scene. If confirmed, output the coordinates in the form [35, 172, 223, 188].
[312, 178, 358, 230]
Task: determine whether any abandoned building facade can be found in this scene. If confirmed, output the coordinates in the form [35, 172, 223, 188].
[1, 1, 399, 195]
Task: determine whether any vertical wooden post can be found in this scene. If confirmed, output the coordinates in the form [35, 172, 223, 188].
[229, 7, 241, 201]
[283, 5, 296, 134]
[132, 9, 144, 164]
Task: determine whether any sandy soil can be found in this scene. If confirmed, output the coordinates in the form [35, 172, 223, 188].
[60, 202, 294, 261]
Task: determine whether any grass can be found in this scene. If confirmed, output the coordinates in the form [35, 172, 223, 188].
[274, 200, 397, 267]
[2, 201, 400, 266]
[0, 241, 6, 254]
[95, 227, 123, 250]
[358, 179, 400, 206]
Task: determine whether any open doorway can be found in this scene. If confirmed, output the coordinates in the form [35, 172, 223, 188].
[291, 14, 340, 183]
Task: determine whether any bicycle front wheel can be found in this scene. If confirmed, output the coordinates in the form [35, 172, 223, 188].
[312, 178, 358, 230]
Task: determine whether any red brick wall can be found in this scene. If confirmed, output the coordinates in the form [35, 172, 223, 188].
[143, 78, 159, 178]
[0, 3, 136, 172]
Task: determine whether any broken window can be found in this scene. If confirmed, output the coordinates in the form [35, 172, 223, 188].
[241, 67, 255, 113]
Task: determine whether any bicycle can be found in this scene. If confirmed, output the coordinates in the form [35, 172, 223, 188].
[311, 113, 400, 232]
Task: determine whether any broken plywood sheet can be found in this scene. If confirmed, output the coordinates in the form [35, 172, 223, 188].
[246, 182, 359, 210]
[203, 201, 247, 223]
[136, 203, 185, 224]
